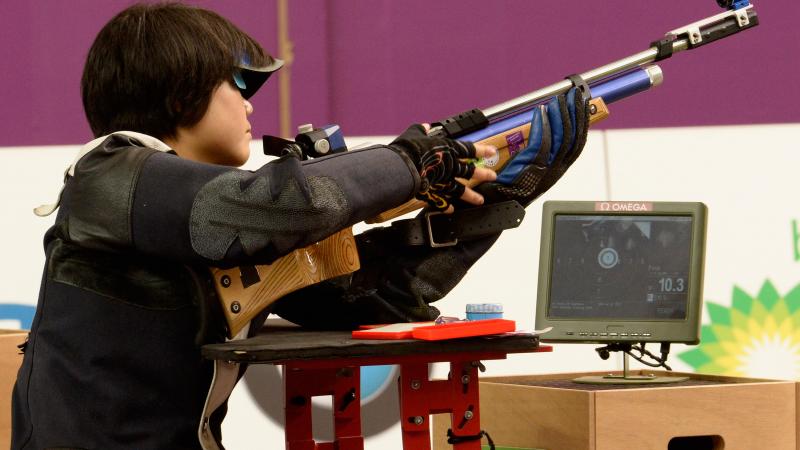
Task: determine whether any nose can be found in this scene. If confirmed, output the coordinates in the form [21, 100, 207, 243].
[244, 99, 253, 115]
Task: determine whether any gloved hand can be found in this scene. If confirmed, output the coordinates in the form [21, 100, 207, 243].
[476, 86, 590, 207]
[390, 124, 496, 211]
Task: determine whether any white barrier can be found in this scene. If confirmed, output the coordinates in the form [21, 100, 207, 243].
[2, 123, 799, 448]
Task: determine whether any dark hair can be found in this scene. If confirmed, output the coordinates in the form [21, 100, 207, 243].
[81, 2, 275, 138]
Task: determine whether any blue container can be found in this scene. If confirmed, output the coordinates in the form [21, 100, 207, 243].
[466, 303, 503, 321]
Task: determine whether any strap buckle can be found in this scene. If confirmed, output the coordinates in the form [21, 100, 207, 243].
[425, 211, 458, 248]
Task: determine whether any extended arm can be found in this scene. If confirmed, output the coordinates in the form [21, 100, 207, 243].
[60, 134, 418, 266]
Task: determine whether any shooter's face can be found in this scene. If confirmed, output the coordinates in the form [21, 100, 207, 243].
[176, 80, 254, 167]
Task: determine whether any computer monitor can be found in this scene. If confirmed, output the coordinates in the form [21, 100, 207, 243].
[535, 201, 707, 345]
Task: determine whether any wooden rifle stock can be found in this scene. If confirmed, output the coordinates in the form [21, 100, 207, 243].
[211, 228, 360, 337]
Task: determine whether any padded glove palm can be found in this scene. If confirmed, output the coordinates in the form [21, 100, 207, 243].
[477, 86, 590, 207]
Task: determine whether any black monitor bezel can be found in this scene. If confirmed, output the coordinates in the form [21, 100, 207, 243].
[535, 201, 707, 344]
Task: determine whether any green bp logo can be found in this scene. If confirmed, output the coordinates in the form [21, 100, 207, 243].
[680, 280, 800, 380]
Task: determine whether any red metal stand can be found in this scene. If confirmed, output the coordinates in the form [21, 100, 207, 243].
[279, 348, 550, 449]
[284, 365, 364, 450]
[398, 358, 483, 450]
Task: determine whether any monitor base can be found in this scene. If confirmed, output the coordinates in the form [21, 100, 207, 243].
[575, 346, 688, 385]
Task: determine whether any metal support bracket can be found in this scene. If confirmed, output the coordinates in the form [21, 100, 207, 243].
[667, 5, 754, 46]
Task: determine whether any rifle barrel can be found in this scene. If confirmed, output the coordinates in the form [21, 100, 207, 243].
[482, 3, 758, 122]
[482, 40, 688, 123]
[462, 66, 663, 144]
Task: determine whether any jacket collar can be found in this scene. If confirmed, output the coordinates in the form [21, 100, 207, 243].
[34, 131, 172, 217]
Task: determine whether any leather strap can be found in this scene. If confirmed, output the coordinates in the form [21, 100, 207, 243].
[565, 73, 592, 97]
[391, 200, 525, 247]
[197, 324, 250, 449]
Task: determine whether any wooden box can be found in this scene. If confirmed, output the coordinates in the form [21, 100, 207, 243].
[433, 371, 797, 450]
[0, 330, 27, 449]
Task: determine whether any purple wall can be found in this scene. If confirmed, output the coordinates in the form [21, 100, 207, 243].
[1, 0, 797, 146]
[312, 0, 799, 135]
[0, 0, 279, 146]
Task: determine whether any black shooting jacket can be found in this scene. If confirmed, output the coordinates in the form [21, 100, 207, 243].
[11, 132, 424, 449]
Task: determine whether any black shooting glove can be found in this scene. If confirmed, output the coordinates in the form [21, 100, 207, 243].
[390, 124, 477, 211]
[476, 86, 590, 207]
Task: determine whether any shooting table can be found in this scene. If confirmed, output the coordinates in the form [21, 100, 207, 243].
[202, 322, 550, 450]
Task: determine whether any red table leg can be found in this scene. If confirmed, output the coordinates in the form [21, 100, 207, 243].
[283, 364, 364, 450]
[398, 359, 484, 450]
[331, 367, 364, 450]
[279, 348, 535, 449]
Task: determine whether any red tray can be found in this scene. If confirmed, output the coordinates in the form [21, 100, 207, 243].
[351, 319, 516, 341]
[411, 319, 516, 341]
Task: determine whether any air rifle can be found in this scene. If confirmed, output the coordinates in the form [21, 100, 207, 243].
[213, 1, 759, 338]
[370, 0, 759, 221]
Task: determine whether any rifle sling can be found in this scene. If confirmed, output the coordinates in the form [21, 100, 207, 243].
[565, 73, 591, 97]
[390, 200, 525, 247]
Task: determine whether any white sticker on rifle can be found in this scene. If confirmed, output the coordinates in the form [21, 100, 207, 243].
[482, 151, 500, 168]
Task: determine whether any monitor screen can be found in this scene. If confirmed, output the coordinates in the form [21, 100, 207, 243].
[535, 201, 707, 344]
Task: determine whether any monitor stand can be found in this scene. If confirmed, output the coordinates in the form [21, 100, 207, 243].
[573, 352, 689, 385]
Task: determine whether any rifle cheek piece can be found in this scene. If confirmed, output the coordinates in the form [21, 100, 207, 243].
[262, 124, 348, 160]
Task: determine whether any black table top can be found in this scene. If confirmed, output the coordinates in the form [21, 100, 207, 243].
[202, 322, 543, 365]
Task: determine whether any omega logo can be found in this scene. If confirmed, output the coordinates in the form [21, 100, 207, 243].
[595, 201, 652, 212]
